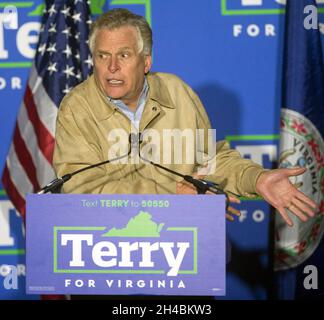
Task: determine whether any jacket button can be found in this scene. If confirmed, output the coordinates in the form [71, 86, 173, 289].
[152, 106, 157, 111]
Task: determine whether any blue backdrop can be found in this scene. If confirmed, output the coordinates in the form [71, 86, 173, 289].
[0, 0, 323, 300]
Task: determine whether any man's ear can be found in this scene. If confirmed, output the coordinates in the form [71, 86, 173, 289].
[144, 55, 152, 74]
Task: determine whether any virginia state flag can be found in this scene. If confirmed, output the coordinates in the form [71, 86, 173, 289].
[274, 0, 324, 299]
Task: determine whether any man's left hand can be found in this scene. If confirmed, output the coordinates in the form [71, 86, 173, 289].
[255, 167, 317, 226]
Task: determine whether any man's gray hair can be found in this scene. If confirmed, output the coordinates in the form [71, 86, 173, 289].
[89, 8, 152, 55]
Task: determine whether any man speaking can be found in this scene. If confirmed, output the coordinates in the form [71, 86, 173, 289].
[53, 8, 316, 227]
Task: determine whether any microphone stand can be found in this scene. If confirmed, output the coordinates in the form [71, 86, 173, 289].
[133, 134, 229, 211]
[133, 133, 226, 196]
[140, 156, 224, 195]
[38, 133, 226, 199]
[37, 138, 134, 194]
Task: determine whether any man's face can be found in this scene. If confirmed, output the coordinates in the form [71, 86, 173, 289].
[93, 26, 152, 109]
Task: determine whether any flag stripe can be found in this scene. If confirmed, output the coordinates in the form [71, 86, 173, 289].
[29, 65, 58, 137]
[2, 164, 26, 218]
[24, 85, 55, 164]
[17, 102, 56, 186]
[13, 123, 40, 191]
[6, 144, 34, 201]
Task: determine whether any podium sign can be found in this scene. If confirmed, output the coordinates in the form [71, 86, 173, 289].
[26, 194, 226, 296]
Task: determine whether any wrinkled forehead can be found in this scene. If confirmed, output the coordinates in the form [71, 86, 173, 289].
[94, 25, 141, 52]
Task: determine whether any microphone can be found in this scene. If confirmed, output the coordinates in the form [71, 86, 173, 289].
[37, 134, 135, 194]
[38, 132, 225, 196]
[37, 174, 71, 194]
[133, 132, 226, 195]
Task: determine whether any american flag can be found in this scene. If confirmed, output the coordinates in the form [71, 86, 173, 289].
[1, 0, 93, 219]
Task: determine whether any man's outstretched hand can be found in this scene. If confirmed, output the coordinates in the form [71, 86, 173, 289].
[255, 167, 317, 226]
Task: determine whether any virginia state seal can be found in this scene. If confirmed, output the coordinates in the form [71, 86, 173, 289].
[275, 108, 324, 271]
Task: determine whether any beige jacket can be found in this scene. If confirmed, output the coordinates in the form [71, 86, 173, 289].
[53, 72, 265, 197]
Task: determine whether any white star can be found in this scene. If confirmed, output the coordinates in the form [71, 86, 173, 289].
[47, 62, 57, 75]
[62, 27, 71, 38]
[46, 43, 57, 55]
[84, 55, 93, 68]
[75, 52, 80, 61]
[75, 32, 80, 41]
[63, 84, 72, 95]
[75, 71, 82, 81]
[86, 18, 92, 25]
[61, 5, 71, 17]
[48, 23, 56, 33]
[38, 43, 46, 55]
[63, 65, 75, 79]
[63, 44, 72, 58]
[72, 12, 81, 23]
[48, 4, 56, 16]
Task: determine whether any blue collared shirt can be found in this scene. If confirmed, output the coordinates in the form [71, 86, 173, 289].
[107, 78, 149, 131]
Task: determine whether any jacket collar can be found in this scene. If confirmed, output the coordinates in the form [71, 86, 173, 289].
[89, 72, 175, 121]
[91, 74, 117, 121]
[147, 72, 175, 109]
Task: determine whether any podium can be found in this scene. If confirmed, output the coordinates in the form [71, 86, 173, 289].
[26, 194, 226, 296]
